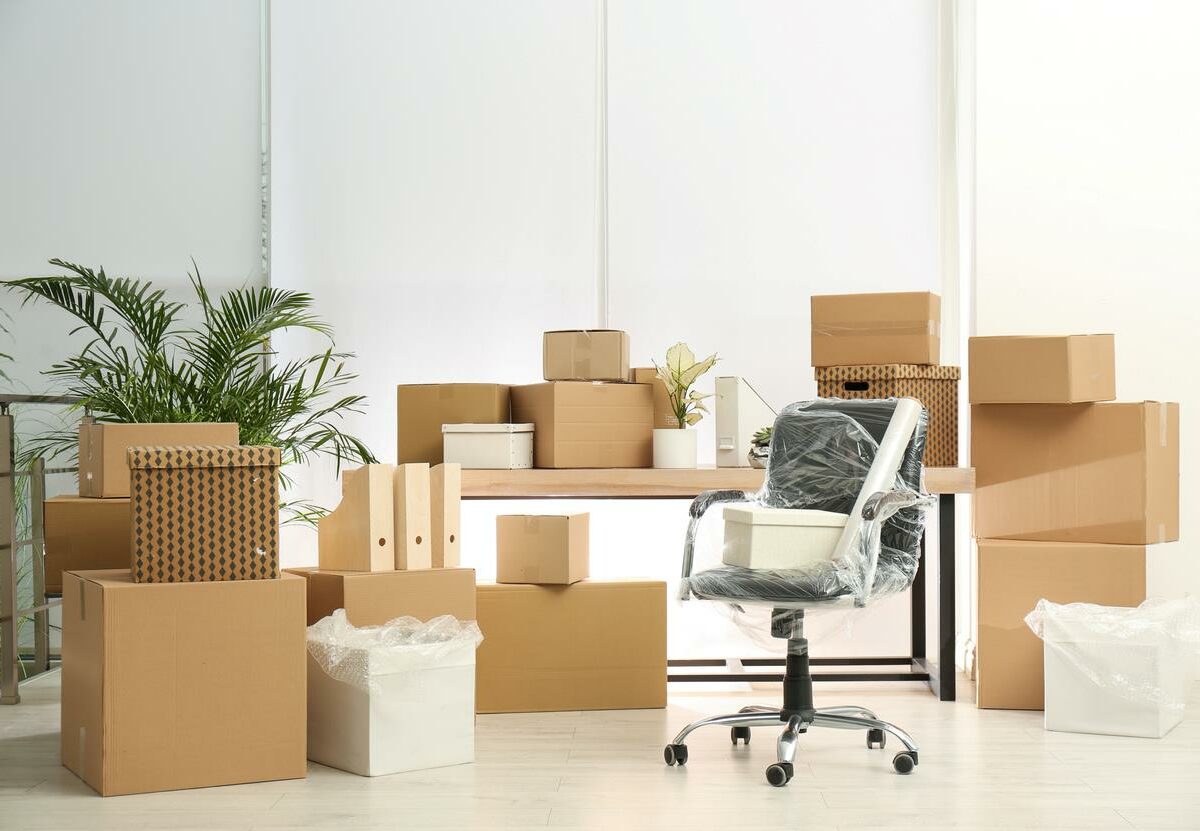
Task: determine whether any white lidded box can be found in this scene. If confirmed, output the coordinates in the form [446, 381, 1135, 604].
[307, 611, 480, 776]
[442, 423, 534, 470]
[1041, 612, 1188, 739]
[721, 506, 848, 570]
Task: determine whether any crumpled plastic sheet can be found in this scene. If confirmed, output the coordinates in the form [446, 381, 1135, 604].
[679, 400, 934, 619]
[1025, 597, 1200, 711]
[307, 609, 483, 694]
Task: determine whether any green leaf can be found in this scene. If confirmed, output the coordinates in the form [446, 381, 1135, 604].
[665, 342, 694, 375]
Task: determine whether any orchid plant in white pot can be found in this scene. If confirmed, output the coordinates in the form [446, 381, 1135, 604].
[651, 342, 718, 469]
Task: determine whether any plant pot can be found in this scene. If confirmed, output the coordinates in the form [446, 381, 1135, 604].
[653, 428, 697, 469]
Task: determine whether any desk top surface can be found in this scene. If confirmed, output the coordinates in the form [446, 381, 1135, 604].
[459, 466, 973, 499]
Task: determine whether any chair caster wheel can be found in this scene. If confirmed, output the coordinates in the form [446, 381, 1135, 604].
[663, 744, 688, 766]
[892, 751, 917, 774]
[731, 726, 751, 745]
[765, 762, 794, 787]
[867, 728, 886, 749]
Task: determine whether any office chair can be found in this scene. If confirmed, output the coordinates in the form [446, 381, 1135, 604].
[665, 398, 933, 786]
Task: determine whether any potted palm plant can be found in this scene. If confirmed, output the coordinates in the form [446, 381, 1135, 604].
[652, 342, 718, 469]
[4, 259, 376, 523]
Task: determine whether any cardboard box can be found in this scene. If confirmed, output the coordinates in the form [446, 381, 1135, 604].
[972, 402, 1179, 544]
[443, 423, 534, 469]
[496, 514, 589, 585]
[128, 445, 281, 582]
[43, 496, 130, 595]
[318, 464, 395, 573]
[976, 540, 1145, 710]
[288, 567, 476, 627]
[543, 330, 630, 382]
[510, 382, 654, 468]
[60, 570, 306, 796]
[969, 334, 1116, 403]
[307, 638, 475, 777]
[394, 463, 432, 570]
[475, 580, 666, 713]
[78, 421, 239, 498]
[397, 383, 510, 465]
[810, 291, 940, 367]
[815, 364, 960, 466]
[632, 367, 678, 430]
[430, 463, 461, 568]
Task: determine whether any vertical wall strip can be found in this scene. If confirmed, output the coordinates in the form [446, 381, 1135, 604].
[260, 0, 272, 289]
[594, 0, 610, 328]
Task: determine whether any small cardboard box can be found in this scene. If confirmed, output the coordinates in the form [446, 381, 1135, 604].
[976, 540, 1145, 710]
[60, 570, 307, 796]
[972, 401, 1179, 544]
[510, 382, 654, 468]
[632, 367, 678, 429]
[128, 445, 281, 583]
[815, 364, 960, 466]
[318, 464, 395, 573]
[543, 330, 630, 382]
[496, 514, 589, 585]
[288, 567, 476, 627]
[969, 334, 1116, 403]
[397, 383, 510, 465]
[43, 496, 130, 595]
[810, 291, 940, 367]
[78, 421, 239, 498]
[475, 580, 666, 713]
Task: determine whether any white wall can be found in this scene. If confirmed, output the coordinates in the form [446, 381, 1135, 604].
[0, 0, 265, 393]
[974, 0, 1200, 597]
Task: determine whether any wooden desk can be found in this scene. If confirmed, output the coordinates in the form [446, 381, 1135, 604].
[461, 466, 973, 702]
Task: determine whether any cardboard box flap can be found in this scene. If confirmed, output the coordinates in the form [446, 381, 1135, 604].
[814, 364, 961, 381]
[127, 445, 280, 470]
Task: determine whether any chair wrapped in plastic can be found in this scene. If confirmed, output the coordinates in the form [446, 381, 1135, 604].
[680, 398, 934, 609]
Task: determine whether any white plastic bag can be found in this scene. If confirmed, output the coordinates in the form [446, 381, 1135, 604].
[307, 609, 484, 694]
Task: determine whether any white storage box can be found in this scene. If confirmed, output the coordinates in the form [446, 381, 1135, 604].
[442, 423, 533, 469]
[1027, 599, 1200, 739]
[307, 611, 482, 776]
[721, 506, 848, 570]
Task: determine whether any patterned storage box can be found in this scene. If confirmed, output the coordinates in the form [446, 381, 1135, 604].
[128, 445, 281, 583]
[814, 364, 960, 467]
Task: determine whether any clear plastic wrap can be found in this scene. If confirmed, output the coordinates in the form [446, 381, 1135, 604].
[307, 609, 484, 694]
[1025, 597, 1200, 711]
[679, 399, 934, 616]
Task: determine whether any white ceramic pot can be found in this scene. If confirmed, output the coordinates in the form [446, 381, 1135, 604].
[653, 428, 698, 469]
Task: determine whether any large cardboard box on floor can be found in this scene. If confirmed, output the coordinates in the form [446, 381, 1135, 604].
[969, 334, 1116, 403]
[543, 329, 630, 382]
[496, 513, 589, 585]
[475, 580, 666, 713]
[976, 540, 1146, 710]
[60, 570, 307, 796]
[288, 567, 476, 626]
[43, 496, 130, 595]
[397, 383, 510, 465]
[510, 382, 654, 468]
[810, 291, 940, 367]
[78, 421, 239, 498]
[815, 364, 960, 466]
[128, 445, 281, 582]
[972, 401, 1179, 544]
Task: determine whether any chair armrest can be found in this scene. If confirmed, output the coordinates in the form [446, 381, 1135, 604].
[681, 489, 753, 580]
[862, 489, 921, 520]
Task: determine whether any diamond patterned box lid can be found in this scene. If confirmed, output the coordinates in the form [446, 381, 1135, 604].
[127, 445, 281, 470]
[814, 364, 961, 382]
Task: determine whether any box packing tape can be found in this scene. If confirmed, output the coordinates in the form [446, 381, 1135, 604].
[812, 320, 940, 337]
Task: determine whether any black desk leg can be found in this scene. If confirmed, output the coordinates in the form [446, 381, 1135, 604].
[937, 492, 957, 701]
[911, 532, 926, 661]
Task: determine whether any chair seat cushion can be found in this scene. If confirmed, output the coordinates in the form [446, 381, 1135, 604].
[686, 564, 852, 606]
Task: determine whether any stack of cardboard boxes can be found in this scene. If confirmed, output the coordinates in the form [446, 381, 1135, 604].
[57, 423, 307, 796]
[810, 291, 961, 466]
[970, 335, 1179, 709]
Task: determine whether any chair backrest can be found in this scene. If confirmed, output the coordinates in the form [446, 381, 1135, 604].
[761, 398, 928, 587]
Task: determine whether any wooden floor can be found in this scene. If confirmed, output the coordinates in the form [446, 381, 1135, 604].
[2, 672, 1199, 830]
